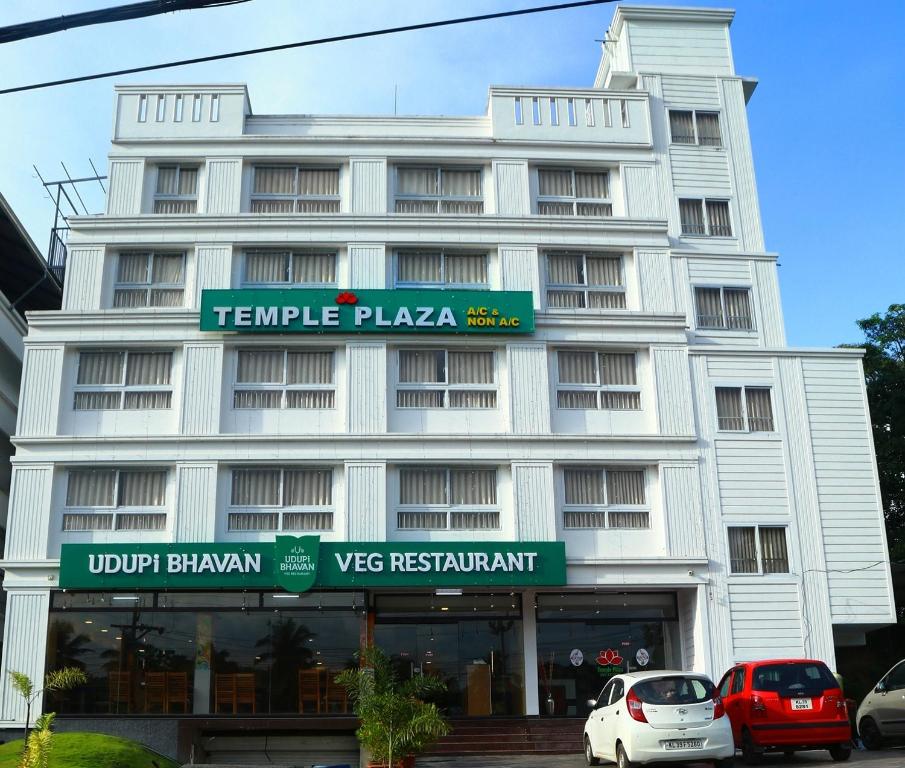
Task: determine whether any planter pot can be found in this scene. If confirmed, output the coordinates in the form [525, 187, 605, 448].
[545, 694, 556, 716]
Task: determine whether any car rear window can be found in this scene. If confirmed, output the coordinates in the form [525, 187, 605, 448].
[752, 662, 838, 697]
[632, 676, 715, 705]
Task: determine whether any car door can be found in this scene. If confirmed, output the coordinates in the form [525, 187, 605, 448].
[877, 661, 905, 736]
[588, 679, 615, 757]
[601, 677, 626, 758]
[717, 670, 738, 743]
[725, 666, 747, 743]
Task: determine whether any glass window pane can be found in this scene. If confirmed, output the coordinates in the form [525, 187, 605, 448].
[284, 469, 332, 506]
[759, 527, 789, 573]
[441, 168, 481, 197]
[585, 257, 622, 287]
[695, 287, 724, 328]
[67, 469, 116, 507]
[445, 254, 487, 285]
[558, 351, 597, 384]
[607, 470, 645, 505]
[745, 388, 774, 432]
[246, 251, 290, 283]
[399, 350, 445, 383]
[574, 172, 608, 199]
[448, 351, 494, 384]
[564, 469, 604, 505]
[696, 112, 722, 147]
[450, 469, 496, 505]
[117, 253, 149, 284]
[151, 254, 185, 284]
[287, 351, 333, 385]
[298, 168, 339, 196]
[724, 289, 753, 330]
[716, 387, 744, 431]
[125, 352, 172, 386]
[254, 167, 296, 195]
[117, 471, 167, 507]
[669, 110, 695, 143]
[706, 200, 732, 236]
[78, 351, 124, 385]
[177, 167, 198, 195]
[538, 169, 573, 197]
[155, 167, 178, 195]
[600, 353, 636, 386]
[679, 199, 705, 235]
[398, 252, 442, 283]
[397, 168, 438, 196]
[232, 469, 281, 506]
[399, 468, 446, 504]
[728, 527, 758, 573]
[237, 350, 284, 384]
[547, 255, 584, 285]
[292, 252, 336, 284]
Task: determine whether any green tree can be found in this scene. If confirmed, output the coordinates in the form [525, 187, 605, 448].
[336, 645, 450, 768]
[853, 304, 905, 561]
[8, 667, 87, 743]
[18, 713, 55, 768]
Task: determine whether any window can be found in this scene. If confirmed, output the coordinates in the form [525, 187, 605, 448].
[537, 168, 611, 216]
[715, 387, 774, 432]
[556, 351, 640, 410]
[397, 467, 498, 530]
[549, 98, 559, 126]
[155, 94, 165, 122]
[532, 97, 541, 125]
[395, 251, 488, 289]
[153, 165, 198, 214]
[174, 94, 183, 122]
[229, 468, 333, 531]
[669, 110, 722, 147]
[137, 94, 148, 122]
[64, 468, 167, 531]
[694, 287, 753, 330]
[585, 98, 596, 127]
[397, 349, 496, 409]
[562, 467, 648, 529]
[210, 94, 220, 122]
[192, 94, 202, 122]
[731, 668, 746, 694]
[679, 198, 732, 237]
[242, 249, 336, 286]
[728, 526, 789, 574]
[619, 99, 630, 128]
[395, 167, 483, 214]
[74, 350, 172, 410]
[251, 166, 340, 213]
[113, 252, 185, 308]
[546, 252, 625, 309]
[567, 98, 576, 126]
[234, 349, 334, 409]
[514, 97, 523, 125]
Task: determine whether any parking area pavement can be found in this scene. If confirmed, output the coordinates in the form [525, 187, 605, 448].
[419, 746, 905, 768]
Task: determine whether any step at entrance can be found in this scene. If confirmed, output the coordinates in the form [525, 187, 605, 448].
[426, 717, 585, 756]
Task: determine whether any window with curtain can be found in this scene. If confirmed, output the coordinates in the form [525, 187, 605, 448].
[546, 252, 625, 309]
[397, 467, 498, 530]
[395, 250, 488, 289]
[715, 386, 774, 432]
[556, 350, 640, 410]
[394, 166, 483, 214]
[242, 250, 337, 286]
[63, 468, 168, 531]
[233, 349, 335, 409]
[397, 349, 496, 409]
[74, 350, 173, 410]
[153, 166, 198, 213]
[669, 110, 722, 147]
[728, 526, 789, 574]
[562, 467, 648, 529]
[537, 168, 611, 216]
[228, 467, 334, 531]
[679, 198, 733, 237]
[250, 166, 341, 213]
[694, 287, 753, 330]
[113, 252, 185, 308]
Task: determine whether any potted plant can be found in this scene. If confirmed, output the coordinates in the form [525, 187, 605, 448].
[336, 645, 450, 768]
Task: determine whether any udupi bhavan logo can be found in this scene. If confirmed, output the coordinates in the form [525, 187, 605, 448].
[274, 535, 320, 593]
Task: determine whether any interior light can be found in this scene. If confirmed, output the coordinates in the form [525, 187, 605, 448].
[112, 595, 140, 602]
[440, 607, 449, 612]
[115, 636, 123, 641]
[271, 594, 300, 600]
[84, 620, 93, 625]
[435, 588, 463, 596]
[100, 629, 108, 633]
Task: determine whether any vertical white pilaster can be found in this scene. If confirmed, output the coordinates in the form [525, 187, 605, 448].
[346, 461, 386, 541]
[0, 591, 51, 724]
[347, 343, 386, 434]
[522, 589, 539, 716]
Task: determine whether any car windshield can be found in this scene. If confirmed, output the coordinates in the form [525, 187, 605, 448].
[752, 662, 837, 697]
[632, 676, 714, 705]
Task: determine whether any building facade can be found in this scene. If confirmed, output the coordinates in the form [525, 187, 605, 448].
[0, 4, 895, 760]
[0, 193, 63, 667]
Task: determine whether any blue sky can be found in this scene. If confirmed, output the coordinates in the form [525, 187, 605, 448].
[0, 0, 902, 346]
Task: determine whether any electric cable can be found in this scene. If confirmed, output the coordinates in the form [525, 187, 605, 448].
[0, 0, 615, 96]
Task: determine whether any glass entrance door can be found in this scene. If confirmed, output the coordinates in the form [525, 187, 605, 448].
[373, 593, 524, 716]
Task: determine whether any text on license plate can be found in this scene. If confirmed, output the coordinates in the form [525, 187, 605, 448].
[792, 698, 813, 710]
[665, 739, 704, 750]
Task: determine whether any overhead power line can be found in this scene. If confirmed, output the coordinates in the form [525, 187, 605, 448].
[0, 0, 614, 96]
[0, 0, 250, 45]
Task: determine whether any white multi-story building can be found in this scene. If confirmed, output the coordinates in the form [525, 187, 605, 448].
[0, 4, 894, 763]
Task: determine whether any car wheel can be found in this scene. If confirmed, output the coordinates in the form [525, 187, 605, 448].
[617, 742, 635, 768]
[828, 744, 852, 762]
[585, 735, 600, 766]
[858, 717, 883, 751]
[740, 731, 762, 766]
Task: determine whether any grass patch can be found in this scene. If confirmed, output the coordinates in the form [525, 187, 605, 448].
[0, 731, 179, 768]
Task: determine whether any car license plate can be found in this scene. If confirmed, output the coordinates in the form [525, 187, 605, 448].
[791, 698, 813, 710]
[665, 739, 704, 750]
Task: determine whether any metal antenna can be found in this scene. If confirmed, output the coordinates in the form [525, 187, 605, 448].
[61, 161, 90, 215]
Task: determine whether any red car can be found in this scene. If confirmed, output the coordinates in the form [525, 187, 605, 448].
[717, 659, 851, 764]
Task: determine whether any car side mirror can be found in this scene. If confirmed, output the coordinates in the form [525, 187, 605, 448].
[587, 698, 598, 710]
[875, 681, 887, 693]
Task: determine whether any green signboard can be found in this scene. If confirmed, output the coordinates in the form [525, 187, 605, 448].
[199, 289, 535, 334]
[58, 540, 566, 591]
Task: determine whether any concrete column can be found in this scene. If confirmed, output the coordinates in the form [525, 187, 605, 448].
[522, 589, 539, 716]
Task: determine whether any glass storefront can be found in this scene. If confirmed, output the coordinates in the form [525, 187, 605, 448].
[373, 593, 525, 716]
[46, 591, 364, 715]
[535, 592, 680, 717]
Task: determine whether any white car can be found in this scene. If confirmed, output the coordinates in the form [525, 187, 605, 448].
[583, 670, 735, 768]
[856, 658, 905, 749]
